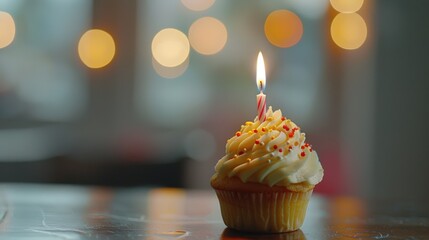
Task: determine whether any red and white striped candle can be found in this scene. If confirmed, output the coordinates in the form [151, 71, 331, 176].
[256, 52, 266, 122]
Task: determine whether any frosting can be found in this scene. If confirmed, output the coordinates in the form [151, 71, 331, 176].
[213, 106, 324, 187]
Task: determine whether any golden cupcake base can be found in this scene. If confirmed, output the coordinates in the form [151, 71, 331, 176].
[211, 177, 313, 233]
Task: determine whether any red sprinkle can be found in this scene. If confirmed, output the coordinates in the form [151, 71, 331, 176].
[273, 145, 278, 150]
[279, 148, 283, 152]
[281, 117, 286, 121]
[310, 148, 313, 152]
[288, 132, 294, 138]
[289, 146, 293, 149]
[236, 132, 241, 137]
[283, 125, 290, 131]
[261, 127, 266, 132]
[255, 140, 260, 144]
[253, 129, 258, 133]
[300, 152, 306, 157]
[301, 146, 305, 149]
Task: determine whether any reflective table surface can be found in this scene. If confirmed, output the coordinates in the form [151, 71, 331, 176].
[0, 184, 428, 239]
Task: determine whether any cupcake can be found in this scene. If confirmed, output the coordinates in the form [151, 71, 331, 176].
[211, 106, 324, 233]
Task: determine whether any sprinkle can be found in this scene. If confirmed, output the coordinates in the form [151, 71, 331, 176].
[301, 146, 305, 150]
[281, 117, 286, 121]
[234, 154, 238, 158]
[261, 127, 266, 132]
[305, 143, 309, 147]
[288, 132, 294, 138]
[255, 140, 260, 144]
[239, 151, 244, 155]
[288, 146, 292, 149]
[267, 117, 273, 121]
[243, 148, 247, 152]
[236, 132, 241, 137]
[300, 152, 306, 157]
[273, 145, 278, 150]
[271, 136, 275, 140]
[253, 129, 258, 133]
[310, 148, 313, 152]
[283, 125, 290, 131]
[247, 158, 252, 163]
[294, 141, 299, 146]
[260, 142, 265, 146]
[279, 148, 283, 152]
[245, 121, 253, 126]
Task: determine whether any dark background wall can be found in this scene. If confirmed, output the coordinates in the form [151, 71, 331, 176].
[374, 0, 429, 199]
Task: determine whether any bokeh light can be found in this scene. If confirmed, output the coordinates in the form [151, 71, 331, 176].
[0, 11, 16, 49]
[264, 10, 303, 48]
[152, 28, 190, 67]
[152, 57, 189, 79]
[331, 13, 367, 50]
[78, 29, 116, 69]
[181, 0, 215, 11]
[330, 0, 364, 13]
[188, 17, 227, 55]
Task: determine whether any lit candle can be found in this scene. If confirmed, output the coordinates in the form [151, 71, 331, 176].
[256, 51, 266, 122]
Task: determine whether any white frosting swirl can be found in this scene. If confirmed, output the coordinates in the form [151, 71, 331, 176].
[213, 107, 324, 187]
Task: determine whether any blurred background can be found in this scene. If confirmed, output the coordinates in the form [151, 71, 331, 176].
[0, 0, 427, 199]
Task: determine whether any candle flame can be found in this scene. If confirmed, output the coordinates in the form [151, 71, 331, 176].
[256, 51, 266, 92]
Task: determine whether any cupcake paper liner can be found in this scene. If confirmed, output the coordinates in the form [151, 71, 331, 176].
[214, 189, 313, 233]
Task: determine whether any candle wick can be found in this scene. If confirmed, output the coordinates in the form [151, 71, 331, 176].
[259, 80, 263, 92]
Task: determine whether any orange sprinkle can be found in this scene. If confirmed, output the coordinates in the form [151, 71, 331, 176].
[236, 132, 241, 137]
[281, 117, 286, 121]
[294, 141, 299, 146]
[261, 127, 266, 132]
[253, 129, 258, 133]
